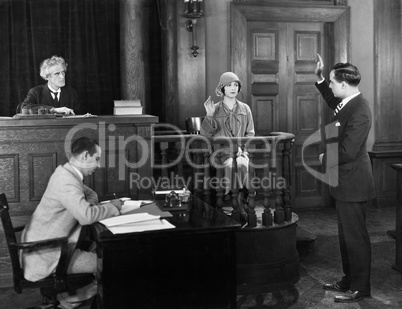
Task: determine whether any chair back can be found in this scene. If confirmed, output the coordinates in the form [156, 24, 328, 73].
[185, 117, 204, 134]
[0, 193, 24, 293]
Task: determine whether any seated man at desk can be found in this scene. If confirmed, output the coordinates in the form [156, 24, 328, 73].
[20, 137, 123, 309]
[20, 55, 79, 115]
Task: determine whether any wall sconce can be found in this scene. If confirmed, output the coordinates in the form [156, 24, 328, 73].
[184, 0, 204, 57]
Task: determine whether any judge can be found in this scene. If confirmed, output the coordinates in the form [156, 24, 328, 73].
[20, 55, 79, 115]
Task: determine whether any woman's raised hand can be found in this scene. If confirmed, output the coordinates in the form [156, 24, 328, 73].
[204, 96, 216, 117]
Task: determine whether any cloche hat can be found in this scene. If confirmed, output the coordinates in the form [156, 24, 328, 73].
[215, 72, 242, 97]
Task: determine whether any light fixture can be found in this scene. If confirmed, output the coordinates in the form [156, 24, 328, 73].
[184, 0, 204, 57]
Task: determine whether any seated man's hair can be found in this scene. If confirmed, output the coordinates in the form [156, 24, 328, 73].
[331, 62, 361, 86]
[40, 55, 68, 80]
[71, 137, 99, 157]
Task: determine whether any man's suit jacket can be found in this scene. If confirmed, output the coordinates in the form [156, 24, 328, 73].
[20, 163, 119, 282]
[316, 81, 376, 202]
[20, 83, 80, 113]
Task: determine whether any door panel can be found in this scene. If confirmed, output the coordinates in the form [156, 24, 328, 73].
[248, 21, 329, 208]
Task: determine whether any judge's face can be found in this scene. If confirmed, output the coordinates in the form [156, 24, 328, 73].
[46, 64, 66, 90]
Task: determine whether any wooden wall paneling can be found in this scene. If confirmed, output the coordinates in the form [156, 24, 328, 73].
[252, 96, 275, 135]
[234, 3, 348, 22]
[0, 154, 19, 202]
[28, 153, 57, 201]
[176, 1, 206, 130]
[159, 0, 178, 125]
[296, 165, 323, 198]
[373, 0, 402, 150]
[367, 0, 402, 207]
[120, 0, 148, 108]
[369, 151, 402, 207]
[231, 5, 248, 103]
[332, 6, 350, 63]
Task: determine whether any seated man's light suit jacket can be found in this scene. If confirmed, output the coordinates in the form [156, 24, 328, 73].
[20, 163, 119, 281]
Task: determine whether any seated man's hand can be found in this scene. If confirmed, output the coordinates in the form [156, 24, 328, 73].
[110, 199, 123, 211]
[51, 107, 75, 115]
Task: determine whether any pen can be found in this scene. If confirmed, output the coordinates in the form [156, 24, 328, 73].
[140, 201, 155, 207]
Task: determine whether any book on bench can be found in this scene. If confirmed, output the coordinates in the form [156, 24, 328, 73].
[113, 100, 143, 115]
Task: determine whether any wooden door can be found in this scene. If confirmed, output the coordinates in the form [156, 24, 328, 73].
[247, 21, 330, 209]
[231, 2, 349, 209]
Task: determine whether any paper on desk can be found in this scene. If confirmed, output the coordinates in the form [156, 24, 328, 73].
[99, 213, 160, 227]
[154, 189, 186, 195]
[120, 200, 141, 214]
[102, 199, 158, 215]
[106, 219, 175, 234]
[62, 113, 98, 118]
[126, 203, 173, 218]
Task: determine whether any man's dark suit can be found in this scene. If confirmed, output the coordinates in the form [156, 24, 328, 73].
[316, 81, 375, 293]
[20, 83, 80, 113]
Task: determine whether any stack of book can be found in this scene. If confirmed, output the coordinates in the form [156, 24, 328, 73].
[113, 100, 143, 115]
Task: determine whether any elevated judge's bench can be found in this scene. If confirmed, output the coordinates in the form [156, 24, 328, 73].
[0, 115, 158, 216]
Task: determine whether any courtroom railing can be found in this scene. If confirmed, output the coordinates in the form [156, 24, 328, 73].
[152, 132, 295, 228]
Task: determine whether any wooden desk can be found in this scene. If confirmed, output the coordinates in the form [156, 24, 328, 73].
[0, 115, 158, 215]
[91, 196, 241, 309]
[391, 163, 402, 272]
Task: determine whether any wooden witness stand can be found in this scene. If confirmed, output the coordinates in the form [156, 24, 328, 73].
[391, 163, 402, 273]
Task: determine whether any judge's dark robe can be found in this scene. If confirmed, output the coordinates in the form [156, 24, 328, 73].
[20, 83, 81, 114]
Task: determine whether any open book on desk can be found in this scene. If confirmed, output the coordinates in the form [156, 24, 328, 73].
[99, 206, 174, 234]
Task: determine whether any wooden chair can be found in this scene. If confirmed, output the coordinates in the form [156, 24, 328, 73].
[0, 193, 95, 307]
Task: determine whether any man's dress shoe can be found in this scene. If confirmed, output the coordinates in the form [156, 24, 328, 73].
[334, 290, 370, 303]
[323, 282, 350, 292]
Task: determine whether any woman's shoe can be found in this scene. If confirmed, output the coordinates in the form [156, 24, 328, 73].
[387, 229, 396, 239]
[224, 191, 232, 201]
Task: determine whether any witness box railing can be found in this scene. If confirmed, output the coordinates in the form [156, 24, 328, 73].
[152, 132, 295, 228]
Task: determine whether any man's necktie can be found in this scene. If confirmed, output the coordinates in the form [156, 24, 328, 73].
[334, 102, 344, 116]
[50, 91, 59, 107]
